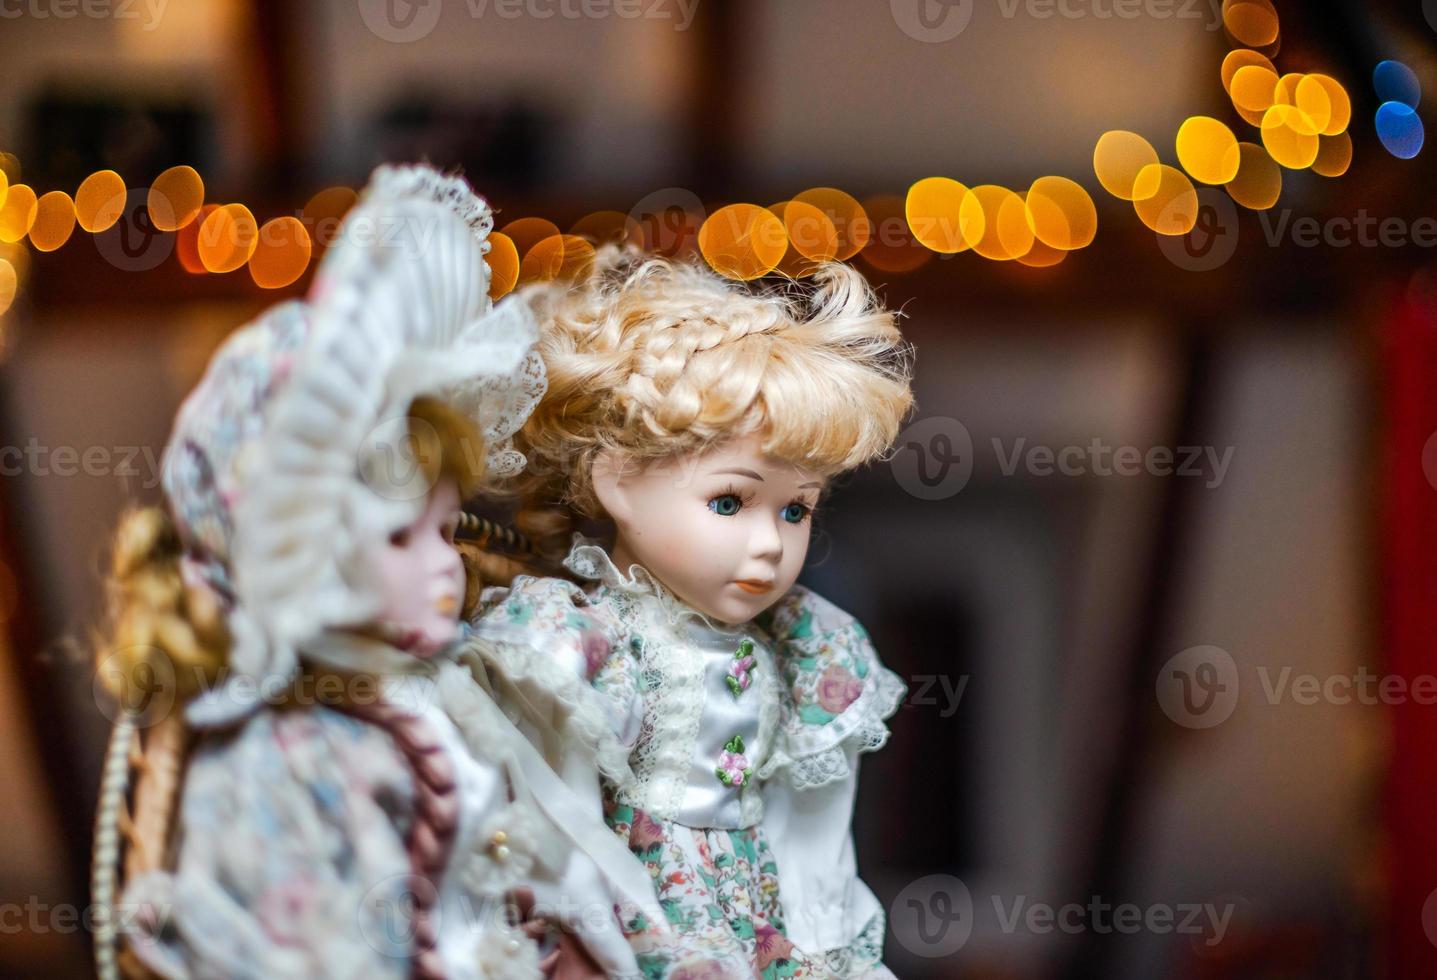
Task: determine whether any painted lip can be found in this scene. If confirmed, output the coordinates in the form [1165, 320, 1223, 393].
[732, 579, 774, 595]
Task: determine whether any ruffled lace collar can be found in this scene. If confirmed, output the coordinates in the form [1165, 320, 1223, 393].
[561, 533, 748, 635]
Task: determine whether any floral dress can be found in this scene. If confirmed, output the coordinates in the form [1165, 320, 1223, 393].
[468, 537, 906, 980]
[118, 645, 639, 980]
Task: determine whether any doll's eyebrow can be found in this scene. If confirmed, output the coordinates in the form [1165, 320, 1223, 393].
[711, 467, 823, 490]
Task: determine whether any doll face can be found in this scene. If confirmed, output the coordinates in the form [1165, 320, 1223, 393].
[595, 431, 825, 625]
[368, 477, 466, 657]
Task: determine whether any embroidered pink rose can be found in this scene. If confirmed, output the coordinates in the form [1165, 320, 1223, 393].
[726, 637, 757, 698]
[715, 735, 752, 787]
[816, 664, 864, 714]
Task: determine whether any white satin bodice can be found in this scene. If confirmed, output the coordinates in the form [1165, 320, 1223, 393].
[672, 618, 770, 830]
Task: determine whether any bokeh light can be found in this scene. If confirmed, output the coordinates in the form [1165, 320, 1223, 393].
[768, 201, 837, 278]
[148, 165, 205, 232]
[302, 186, 358, 254]
[1222, 49, 1276, 93]
[858, 194, 932, 274]
[968, 185, 1033, 261]
[1132, 165, 1199, 236]
[520, 234, 597, 284]
[1376, 102, 1425, 159]
[1230, 65, 1279, 115]
[792, 187, 870, 260]
[1024, 176, 1096, 250]
[1176, 117, 1242, 185]
[176, 204, 219, 275]
[1016, 239, 1068, 269]
[1304, 75, 1352, 137]
[29, 191, 77, 252]
[500, 217, 562, 262]
[487, 232, 520, 300]
[249, 217, 312, 289]
[1374, 59, 1421, 108]
[905, 177, 980, 254]
[1225, 142, 1283, 210]
[1261, 105, 1321, 169]
[198, 204, 259, 274]
[0, 153, 18, 185]
[570, 210, 644, 248]
[75, 170, 126, 233]
[1312, 131, 1354, 178]
[698, 204, 787, 280]
[1094, 131, 1160, 201]
[1223, 0, 1280, 48]
[0, 258, 15, 317]
[0, 184, 38, 244]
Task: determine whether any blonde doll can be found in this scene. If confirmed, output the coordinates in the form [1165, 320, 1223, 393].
[464, 250, 913, 979]
[93, 167, 659, 980]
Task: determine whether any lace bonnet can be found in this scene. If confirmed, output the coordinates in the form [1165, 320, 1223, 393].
[160, 164, 547, 726]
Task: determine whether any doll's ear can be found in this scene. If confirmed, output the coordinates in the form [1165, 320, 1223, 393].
[590, 448, 634, 525]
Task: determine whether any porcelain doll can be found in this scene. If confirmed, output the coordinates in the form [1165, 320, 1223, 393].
[462, 249, 914, 979]
[93, 167, 660, 980]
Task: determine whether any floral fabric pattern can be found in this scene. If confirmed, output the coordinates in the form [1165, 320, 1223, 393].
[603, 790, 826, 980]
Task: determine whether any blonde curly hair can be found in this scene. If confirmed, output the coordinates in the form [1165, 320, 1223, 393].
[510, 246, 914, 556]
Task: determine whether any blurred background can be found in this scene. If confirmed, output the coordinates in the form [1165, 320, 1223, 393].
[1, 0, 1436, 977]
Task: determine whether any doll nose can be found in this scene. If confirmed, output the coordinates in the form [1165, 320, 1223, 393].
[748, 514, 784, 562]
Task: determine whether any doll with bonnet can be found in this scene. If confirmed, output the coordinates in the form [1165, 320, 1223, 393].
[92, 166, 662, 979]
[463, 249, 914, 978]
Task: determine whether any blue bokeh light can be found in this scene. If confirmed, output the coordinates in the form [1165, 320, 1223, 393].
[1376, 101, 1425, 159]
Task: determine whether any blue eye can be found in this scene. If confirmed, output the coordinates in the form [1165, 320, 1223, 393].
[781, 502, 809, 524]
[709, 494, 742, 517]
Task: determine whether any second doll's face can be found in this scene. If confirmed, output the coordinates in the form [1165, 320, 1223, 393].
[367, 477, 466, 657]
[597, 431, 825, 625]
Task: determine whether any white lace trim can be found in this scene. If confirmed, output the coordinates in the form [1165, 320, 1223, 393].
[460, 610, 636, 787]
[562, 534, 741, 634]
[757, 664, 905, 790]
[366, 163, 496, 252]
[821, 909, 892, 979]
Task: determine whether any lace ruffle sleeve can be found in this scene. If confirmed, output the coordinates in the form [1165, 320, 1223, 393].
[462, 574, 640, 784]
[755, 585, 906, 790]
